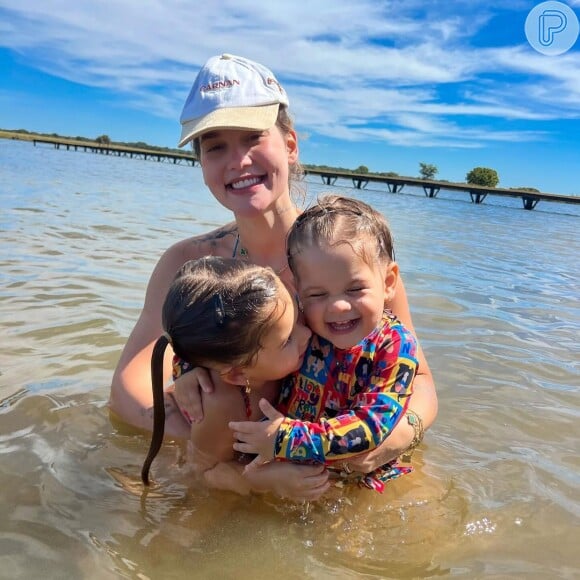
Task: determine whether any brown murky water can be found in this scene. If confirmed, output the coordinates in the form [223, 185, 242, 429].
[1, 140, 579, 578]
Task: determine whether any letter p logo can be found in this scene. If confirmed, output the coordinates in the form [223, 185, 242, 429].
[526, 1, 579, 55]
[539, 9, 567, 46]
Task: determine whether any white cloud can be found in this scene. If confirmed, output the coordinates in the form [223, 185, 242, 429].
[0, 0, 579, 148]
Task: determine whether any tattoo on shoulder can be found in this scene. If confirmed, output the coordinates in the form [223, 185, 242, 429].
[187, 224, 238, 254]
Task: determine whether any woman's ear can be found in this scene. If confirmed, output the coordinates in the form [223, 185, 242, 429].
[384, 261, 399, 303]
[286, 129, 298, 164]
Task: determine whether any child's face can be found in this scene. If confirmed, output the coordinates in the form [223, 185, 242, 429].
[245, 281, 311, 383]
[294, 241, 396, 349]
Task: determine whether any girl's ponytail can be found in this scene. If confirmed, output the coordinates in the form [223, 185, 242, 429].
[141, 333, 171, 485]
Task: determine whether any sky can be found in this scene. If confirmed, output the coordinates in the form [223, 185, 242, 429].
[1, 0, 579, 195]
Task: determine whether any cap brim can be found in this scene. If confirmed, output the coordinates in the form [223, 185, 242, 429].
[178, 104, 280, 148]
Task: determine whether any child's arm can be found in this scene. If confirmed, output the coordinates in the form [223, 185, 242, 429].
[186, 374, 330, 499]
[187, 392, 252, 493]
[192, 426, 331, 499]
[242, 461, 330, 500]
[195, 421, 330, 499]
[231, 325, 418, 465]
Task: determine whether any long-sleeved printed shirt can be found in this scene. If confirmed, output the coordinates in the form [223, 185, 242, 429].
[274, 310, 418, 464]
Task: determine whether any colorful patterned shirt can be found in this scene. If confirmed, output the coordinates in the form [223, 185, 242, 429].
[274, 310, 418, 465]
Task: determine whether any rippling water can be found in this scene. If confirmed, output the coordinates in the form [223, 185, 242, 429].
[1, 139, 579, 578]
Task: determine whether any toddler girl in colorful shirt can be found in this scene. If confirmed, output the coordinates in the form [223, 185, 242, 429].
[230, 195, 419, 492]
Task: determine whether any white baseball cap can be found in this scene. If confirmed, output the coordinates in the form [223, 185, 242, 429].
[178, 54, 289, 148]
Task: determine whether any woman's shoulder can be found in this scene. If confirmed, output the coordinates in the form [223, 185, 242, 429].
[143, 222, 239, 308]
[169, 221, 239, 262]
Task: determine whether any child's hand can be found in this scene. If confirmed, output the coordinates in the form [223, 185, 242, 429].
[229, 399, 285, 469]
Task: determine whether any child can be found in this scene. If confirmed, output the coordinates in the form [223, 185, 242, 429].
[230, 195, 421, 492]
[141, 256, 315, 496]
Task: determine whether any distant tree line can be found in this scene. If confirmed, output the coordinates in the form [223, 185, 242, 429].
[307, 161, 504, 189]
[2, 128, 544, 192]
[305, 162, 399, 178]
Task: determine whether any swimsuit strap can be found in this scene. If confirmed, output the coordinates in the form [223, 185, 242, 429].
[232, 233, 240, 258]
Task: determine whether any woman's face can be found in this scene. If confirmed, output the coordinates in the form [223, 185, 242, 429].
[199, 126, 298, 218]
[244, 281, 311, 384]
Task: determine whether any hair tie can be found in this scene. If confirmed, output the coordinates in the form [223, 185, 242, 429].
[162, 331, 173, 345]
[213, 293, 226, 327]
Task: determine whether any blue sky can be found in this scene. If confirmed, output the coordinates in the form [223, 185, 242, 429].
[1, 0, 579, 194]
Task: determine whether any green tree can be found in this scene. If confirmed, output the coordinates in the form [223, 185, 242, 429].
[355, 165, 369, 174]
[95, 134, 111, 144]
[418, 162, 438, 180]
[466, 167, 499, 187]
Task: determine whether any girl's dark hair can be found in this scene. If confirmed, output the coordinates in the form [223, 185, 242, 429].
[287, 194, 394, 277]
[141, 256, 282, 485]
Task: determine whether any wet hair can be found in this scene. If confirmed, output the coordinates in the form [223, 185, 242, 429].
[141, 256, 283, 485]
[286, 194, 395, 278]
[192, 105, 305, 203]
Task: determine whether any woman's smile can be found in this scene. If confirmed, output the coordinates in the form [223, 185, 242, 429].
[228, 175, 265, 191]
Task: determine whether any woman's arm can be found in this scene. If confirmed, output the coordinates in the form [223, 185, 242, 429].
[243, 462, 330, 500]
[109, 224, 239, 435]
[387, 274, 438, 429]
[109, 240, 192, 436]
[348, 275, 438, 472]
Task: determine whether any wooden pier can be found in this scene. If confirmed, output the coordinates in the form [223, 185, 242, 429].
[13, 133, 578, 211]
[31, 136, 197, 166]
[305, 168, 579, 211]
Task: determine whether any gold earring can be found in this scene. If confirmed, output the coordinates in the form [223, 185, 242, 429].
[245, 378, 251, 395]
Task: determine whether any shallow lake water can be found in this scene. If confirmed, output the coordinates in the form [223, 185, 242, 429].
[1, 139, 578, 578]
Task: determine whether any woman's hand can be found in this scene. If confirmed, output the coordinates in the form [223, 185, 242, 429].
[243, 462, 330, 501]
[168, 366, 215, 424]
[347, 414, 415, 472]
[348, 370, 436, 473]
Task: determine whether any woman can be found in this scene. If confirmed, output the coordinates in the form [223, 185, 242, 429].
[109, 54, 438, 496]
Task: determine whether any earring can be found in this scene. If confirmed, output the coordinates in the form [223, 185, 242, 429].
[245, 378, 251, 395]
